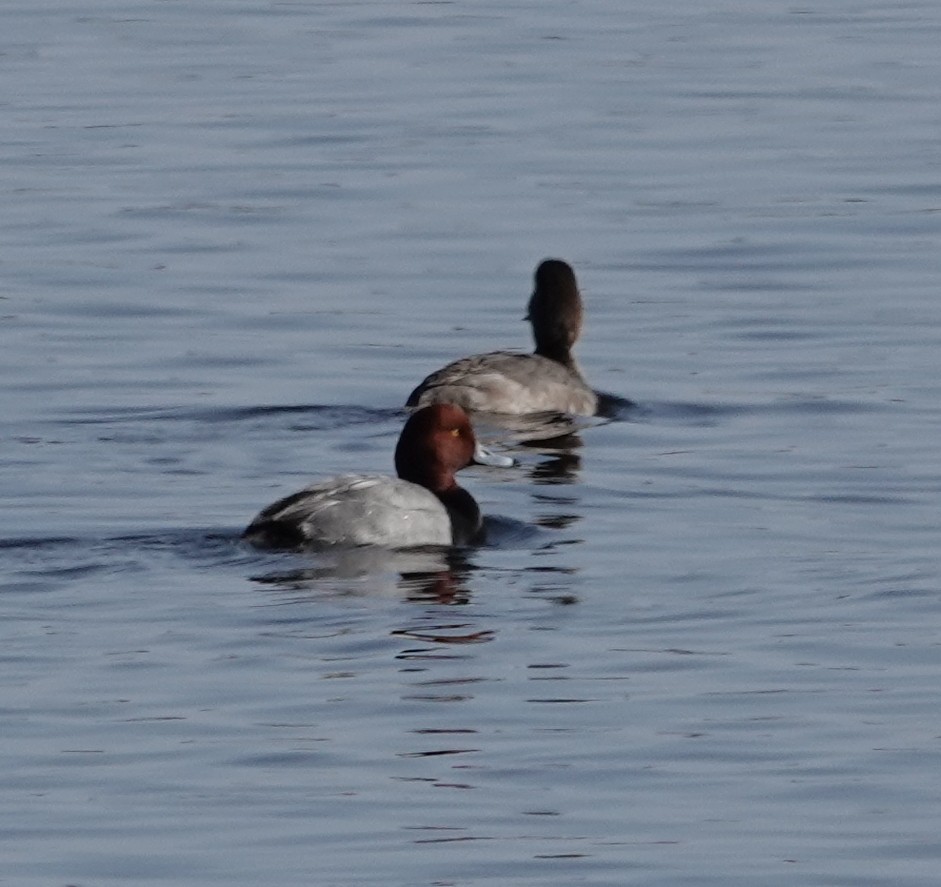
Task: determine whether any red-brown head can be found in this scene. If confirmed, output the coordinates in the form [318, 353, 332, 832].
[394, 404, 477, 492]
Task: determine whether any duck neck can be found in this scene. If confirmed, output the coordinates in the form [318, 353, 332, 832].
[534, 339, 578, 371]
[437, 486, 483, 546]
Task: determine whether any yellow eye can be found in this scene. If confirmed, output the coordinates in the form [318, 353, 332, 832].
[450, 427, 461, 437]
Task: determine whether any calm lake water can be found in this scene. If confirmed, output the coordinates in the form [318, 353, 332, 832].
[3, 1, 941, 885]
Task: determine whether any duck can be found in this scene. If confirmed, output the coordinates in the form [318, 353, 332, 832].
[242, 404, 509, 550]
[406, 258, 598, 416]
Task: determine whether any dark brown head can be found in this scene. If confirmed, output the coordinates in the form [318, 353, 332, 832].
[526, 259, 584, 365]
[394, 403, 477, 493]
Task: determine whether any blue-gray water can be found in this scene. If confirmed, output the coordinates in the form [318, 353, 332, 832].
[3, 2, 941, 885]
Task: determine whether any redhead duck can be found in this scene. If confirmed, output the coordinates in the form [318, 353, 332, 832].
[406, 259, 598, 416]
[243, 404, 509, 549]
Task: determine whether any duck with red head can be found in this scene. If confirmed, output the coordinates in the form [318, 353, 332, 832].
[243, 404, 509, 550]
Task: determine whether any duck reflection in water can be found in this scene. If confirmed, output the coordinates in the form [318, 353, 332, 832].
[518, 430, 584, 485]
[248, 545, 476, 605]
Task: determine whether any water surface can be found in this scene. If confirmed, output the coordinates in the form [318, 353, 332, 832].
[3, 1, 941, 885]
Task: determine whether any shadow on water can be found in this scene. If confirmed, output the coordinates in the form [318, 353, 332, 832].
[595, 390, 637, 420]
